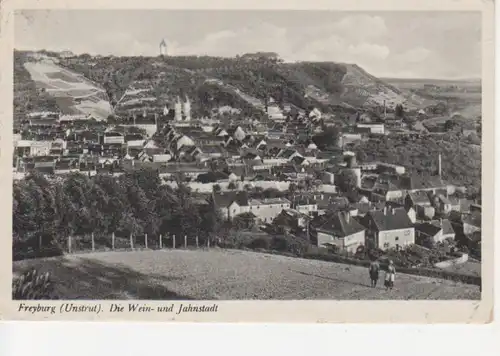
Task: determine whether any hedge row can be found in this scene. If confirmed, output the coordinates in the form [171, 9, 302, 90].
[13, 246, 64, 261]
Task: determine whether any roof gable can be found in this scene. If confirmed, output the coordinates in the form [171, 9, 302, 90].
[367, 207, 413, 231]
[318, 211, 365, 237]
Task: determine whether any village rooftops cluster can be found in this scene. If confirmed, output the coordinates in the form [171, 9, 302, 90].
[14, 69, 481, 258]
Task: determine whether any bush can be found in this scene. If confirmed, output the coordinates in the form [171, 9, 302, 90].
[270, 235, 310, 256]
[247, 237, 271, 250]
[12, 269, 57, 300]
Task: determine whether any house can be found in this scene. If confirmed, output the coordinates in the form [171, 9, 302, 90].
[434, 194, 453, 215]
[292, 196, 318, 216]
[387, 200, 416, 224]
[356, 123, 385, 134]
[125, 133, 146, 147]
[405, 192, 435, 221]
[79, 162, 97, 176]
[54, 159, 79, 175]
[415, 217, 456, 245]
[431, 219, 455, 241]
[16, 140, 53, 157]
[228, 197, 291, 223]
[322, 170, 335, 185]
[213, 191, 247, 220]
[463, 212, 481, 236]
[103, 132, 125, 145]
[469, 203, 481, 214]
[415, 222, 444, 245]
[362, 207, 415, 250]
[272, 209, 309, 232]
[277, 148, 303, 161]
[448, 196, 462, 212]
[314, 211, 366, 253]
[377, 162, 405, 175]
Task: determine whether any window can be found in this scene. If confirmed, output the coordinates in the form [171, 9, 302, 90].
[395, 237, 399, 241]
[281, 204, 283, 207]
[233, 209, 236, 213]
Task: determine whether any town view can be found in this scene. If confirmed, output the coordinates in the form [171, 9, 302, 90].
[12, 10, 482, 300]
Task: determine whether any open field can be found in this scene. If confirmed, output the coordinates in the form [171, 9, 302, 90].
[23, 61, 112, 119]
[13, 249, 480, 300]
[383, 77, 482, 119]
[382, 77, 481, 89]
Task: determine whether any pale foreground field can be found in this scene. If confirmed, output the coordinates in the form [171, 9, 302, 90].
[13, 249, 480, 300]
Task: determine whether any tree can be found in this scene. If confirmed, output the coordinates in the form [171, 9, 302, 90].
[312, 125, 340, 150]
[212, 184, 222, 193]
[336, 169, 358, 193]
[444, 119, 459, 132]
[199, 195, 224, 243]
[228, 181, 237, 190]
[196, 172, 218, 183]
[232, 212, 256, 230]
[395, 104, 404, 118]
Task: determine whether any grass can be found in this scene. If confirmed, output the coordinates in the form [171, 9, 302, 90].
[13, 249, 480, 300]
[442, 261, 481, 277]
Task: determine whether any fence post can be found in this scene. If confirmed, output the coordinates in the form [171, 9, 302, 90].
[145, 233, 148, 249]
[112, 232, 115, 250]
[159, 234, 163, 249]
[130, 233, 134, 250]
[91, 232, 95, 252]
[184, 235, 187, 249]
[38, 235, 42, 250]
[196, 235, 199, 248]
[173, 234, 176, 249]
[68, 235, 72, 254]
[207, 237, 210, 249]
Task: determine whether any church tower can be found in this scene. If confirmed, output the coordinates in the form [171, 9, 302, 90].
[174, 97, 182, 121]
[183, 96, 191, 121]
[160, 39, 167, 57]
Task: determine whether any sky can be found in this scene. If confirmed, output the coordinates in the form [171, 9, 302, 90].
[15, 10, 481, 79]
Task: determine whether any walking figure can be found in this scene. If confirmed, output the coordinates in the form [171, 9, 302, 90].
[384, 260, 396, 291]
[368, 258, 380, 288]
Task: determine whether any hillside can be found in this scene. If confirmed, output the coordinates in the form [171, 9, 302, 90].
[13, 249, 480, 300]
[27, 52, 430, 115]
[354, 135, 481, 196]
[13, 51, 60, 128]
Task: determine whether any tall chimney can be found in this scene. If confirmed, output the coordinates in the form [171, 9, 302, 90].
[438, 153, 442, 180]
[383, 206, 387, 215]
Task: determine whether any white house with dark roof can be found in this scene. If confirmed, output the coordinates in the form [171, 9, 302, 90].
[314, 211, 366, 252]
[362, 206, 415, 250]
[227, 197, 291, 223]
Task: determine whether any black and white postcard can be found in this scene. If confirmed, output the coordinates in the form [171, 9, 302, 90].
[0, 0, 494, 323]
